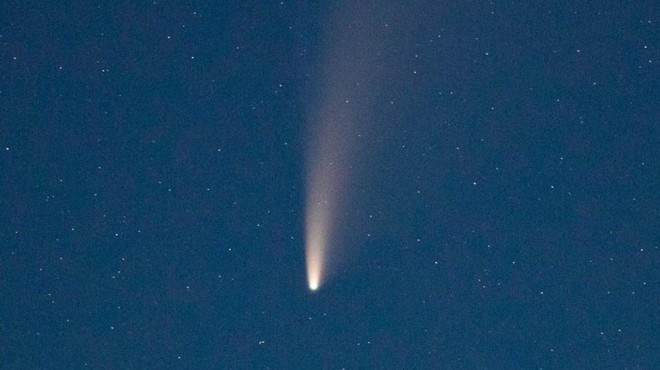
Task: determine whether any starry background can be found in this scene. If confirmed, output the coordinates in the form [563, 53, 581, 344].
[1, 1, 658, 369]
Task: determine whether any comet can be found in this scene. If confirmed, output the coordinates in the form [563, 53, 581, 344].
[304, 1, 402, 292]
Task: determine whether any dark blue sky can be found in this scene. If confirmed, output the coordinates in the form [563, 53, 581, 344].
[1, 1, 658, 368]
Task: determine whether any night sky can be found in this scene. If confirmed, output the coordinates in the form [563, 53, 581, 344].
[1, 1, 658, 369]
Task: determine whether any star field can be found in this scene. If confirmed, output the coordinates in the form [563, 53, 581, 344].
[1, 1, 658, 368]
